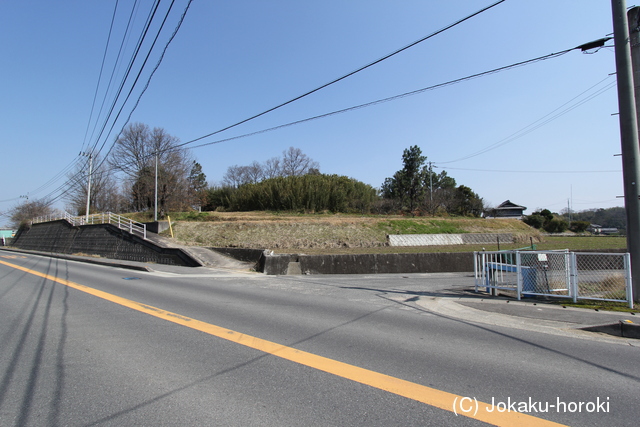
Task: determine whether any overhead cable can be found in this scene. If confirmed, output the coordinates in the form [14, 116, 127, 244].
[179, 45, 579, 151]
[435, 73, 617, 164]
[80, 0, 121, 154]
[94, 0, 194, 173]
[182, 0, 509, 146]
[441, 166, 621, 174]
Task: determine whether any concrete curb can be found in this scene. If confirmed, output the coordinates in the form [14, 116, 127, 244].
[414, 296, 640, 346]
[581, 321, 640, 339]
[0, 247, 152, 272]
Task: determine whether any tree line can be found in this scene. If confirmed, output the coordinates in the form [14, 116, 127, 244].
[8, 128, 487, 227]
[521, 206, 627, 234]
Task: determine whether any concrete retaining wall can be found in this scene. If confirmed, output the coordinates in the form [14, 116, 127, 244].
[210, 247, 267, 271]
[12, 220, 200, 266]
[12, 222, 477, 274]
[263, 252, 473, 275]
[388, 233, 513, 246]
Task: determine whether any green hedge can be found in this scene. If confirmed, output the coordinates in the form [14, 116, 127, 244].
[227, 174, 378, 213]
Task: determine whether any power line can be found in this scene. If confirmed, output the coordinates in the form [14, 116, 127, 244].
[85, 0, 511, 185]
[80, 0, 121, 154]
[86, 0, 143, 149]
[435, 74, 616, 165]
[5, 0, 163, 210]
[87, 0, 164, 157]
[180, 0, 509, 147]
[13, 38, 609, 209]
[94, 0, 194, 173]
[97, 39, 603, 180]
[13, 0, 194, 209]
[177, 44, 583, 152]
[441, 166, 621, 174]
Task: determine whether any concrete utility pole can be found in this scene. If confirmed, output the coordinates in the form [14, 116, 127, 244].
[612, 0, 640, 303]
[155, 150, 159, 222]
[428, 161, 433, 213]
[83, 152, 93, 223]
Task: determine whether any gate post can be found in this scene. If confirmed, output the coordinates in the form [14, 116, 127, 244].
[570, 252, 578, 303]
[516, 251, 522, 301]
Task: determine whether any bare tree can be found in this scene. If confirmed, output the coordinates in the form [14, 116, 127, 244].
[9, 198, 56, 228]
[109, 122, 150, 179]
[222, 147, 319, 187]
[281, 147, 319, 177]
[245, 161, 264, 183]
[222, 165, 249, 188]
[65, 154, 122, 215]
[109, 123, 193, 212]
[263, 157, 281, 179]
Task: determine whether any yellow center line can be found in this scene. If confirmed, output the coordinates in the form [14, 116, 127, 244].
[0, 259, 566, 427]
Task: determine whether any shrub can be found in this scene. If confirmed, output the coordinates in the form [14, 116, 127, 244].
[522, 214, 545, 229]
[569, 221, 590, 233]
[544, 218, 569, 233]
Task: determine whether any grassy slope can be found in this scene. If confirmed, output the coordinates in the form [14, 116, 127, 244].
[162, 211, 626, 254]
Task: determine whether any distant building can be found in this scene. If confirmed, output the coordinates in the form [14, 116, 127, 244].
[587, 224, 619, 235]
[485, 200, 527, 219]
[0, 229, 15, 246]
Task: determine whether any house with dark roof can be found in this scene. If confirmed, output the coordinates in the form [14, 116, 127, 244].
[484, 200, 527, 219]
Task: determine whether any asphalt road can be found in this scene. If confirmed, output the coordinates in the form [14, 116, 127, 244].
[1, 252, 638, 426]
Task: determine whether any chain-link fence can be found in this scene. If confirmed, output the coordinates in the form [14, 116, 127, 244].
[572, 253, 631, 303]
[474, 250, 633, 308]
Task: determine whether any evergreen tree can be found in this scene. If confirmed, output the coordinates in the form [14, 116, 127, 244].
[381, 145, 428, 213]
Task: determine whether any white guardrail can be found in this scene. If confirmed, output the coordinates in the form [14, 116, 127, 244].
[32, 212, 147, 239]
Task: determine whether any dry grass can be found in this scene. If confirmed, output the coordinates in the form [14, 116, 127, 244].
[167, 212, 542, 252]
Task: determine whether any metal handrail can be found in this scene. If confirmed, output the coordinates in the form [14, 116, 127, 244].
[31, 211, 147, 239]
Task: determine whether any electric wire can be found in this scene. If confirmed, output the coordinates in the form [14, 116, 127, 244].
[180, 0, 509, 147]
[14, 41, 611, 209]
[9, 0, 502, 210]
[92, 0, 179, 160]
[9, 1, 137, 208]
[5, 3, 613, 212]
[441, 166, 621, 174]
[86, 0, 141, 150]
[2, 1, 164, 209]
[91, 41, 606, 179]
[94, 0, 194, 173]
[177, 47, 576, 152]
[80, 0, 120, 154]
[22, 0, 193, 208]
[86, 0, 163, 156]
[27, 157, 85, 197]
[435, 75, 617, 164]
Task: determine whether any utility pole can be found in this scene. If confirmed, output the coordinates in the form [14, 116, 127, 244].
[612, 0, 640, 303]
[81, 152, 93, 222]
[428, 161, 433, 214]
[154, 150, 159, 222]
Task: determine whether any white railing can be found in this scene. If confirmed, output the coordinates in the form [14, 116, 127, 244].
[474, 250, 633, 308]
[32, 211, 147, 239]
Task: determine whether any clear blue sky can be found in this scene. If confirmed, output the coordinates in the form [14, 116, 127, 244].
[0, 0, 625, 226]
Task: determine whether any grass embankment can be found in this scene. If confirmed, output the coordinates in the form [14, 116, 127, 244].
[155, 211, 626, 254]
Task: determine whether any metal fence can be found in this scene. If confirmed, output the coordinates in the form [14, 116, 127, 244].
[474, 250, 633, 308]
[32, 211, 147, 240]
